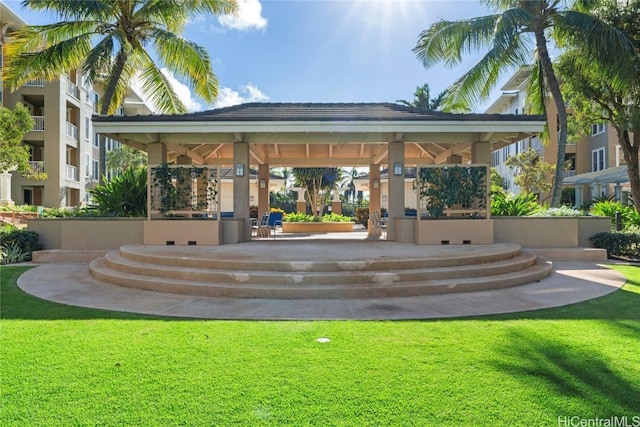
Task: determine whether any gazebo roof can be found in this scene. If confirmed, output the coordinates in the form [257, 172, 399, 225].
[92, 102, 546, 167]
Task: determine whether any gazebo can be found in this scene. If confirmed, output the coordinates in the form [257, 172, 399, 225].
[93, 102, 545, 245]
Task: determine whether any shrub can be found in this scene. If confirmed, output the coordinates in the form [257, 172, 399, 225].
[284, 212, 313, 222]
[590, 201, 637, 230]
[321, 213, 353, 222]
[0, 226, 41, 264]
[534, 206, 583, 217]
[589, 231, 640, 259]
[90, 167, 147, 217]
[491, 192, 541, 216]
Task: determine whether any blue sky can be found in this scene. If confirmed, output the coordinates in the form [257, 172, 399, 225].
[6, 0, 499, 111]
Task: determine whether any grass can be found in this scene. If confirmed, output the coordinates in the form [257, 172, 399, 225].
[1, 265, 639, 426]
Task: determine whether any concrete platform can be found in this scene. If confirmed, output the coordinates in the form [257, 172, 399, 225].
[17, 257, 625, 320]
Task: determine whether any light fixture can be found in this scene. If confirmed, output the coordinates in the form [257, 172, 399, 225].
[373, 179, 379, 189]
[235, 163, 245, 177]
[382, 195, 387, 202]
[393, 162, 403, 176]
[259, 179, 266, 189]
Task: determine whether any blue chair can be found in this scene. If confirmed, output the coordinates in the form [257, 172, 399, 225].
[268, 212, 283, 227]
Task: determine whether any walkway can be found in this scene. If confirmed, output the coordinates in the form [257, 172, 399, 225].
[17, 241, 625, 320]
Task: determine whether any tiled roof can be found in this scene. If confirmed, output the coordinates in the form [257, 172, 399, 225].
[94, 102, 544, 123]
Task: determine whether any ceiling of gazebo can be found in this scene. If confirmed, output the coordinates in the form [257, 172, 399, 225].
[93, 103, 546, 167]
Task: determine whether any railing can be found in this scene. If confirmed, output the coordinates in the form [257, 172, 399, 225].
[66, 122, 78, 141]
[65, 164, 79, 181]
[24, 78, 45, 87]
[66, 80, 79, 99]
[29, 161, 45, 175]
[564, 170, 577, 178]
[31, 116, 45, 131]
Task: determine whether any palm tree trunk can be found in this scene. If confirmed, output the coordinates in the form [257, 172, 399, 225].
[619, 128, 640, 215]
[534, 28, 567, 207]
[98, 50, 127, 184]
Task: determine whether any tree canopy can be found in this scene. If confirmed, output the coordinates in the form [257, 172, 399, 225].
[412, 0, 635, 207]
[396, 83, 446, 111]
[557, 0, 640, 213]
[292, 168, 340, 216]
[0, 104, 45, 179]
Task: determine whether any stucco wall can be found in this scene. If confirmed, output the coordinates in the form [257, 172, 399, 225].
[28, 218, 144, 250]
[493, 217, 610, 248]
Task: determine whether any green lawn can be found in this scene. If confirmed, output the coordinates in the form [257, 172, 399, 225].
[1, 265, 639, 426]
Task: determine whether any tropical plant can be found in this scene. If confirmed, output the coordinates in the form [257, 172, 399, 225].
[417, 166, 488, 218]
[340, 167, 361, 205]
[284, 212, 314, 223]
[412, 0, 635, 207]
[0, 104, 45, 180]
[590, 200, 639, 230]
[504, 148, 557, 197]
[292, 168, 340, 217]
[556, 0, 640, 216]
[106, 145, 147, 172]
[4, 0, 237, 181]
[396, 83, 446, 111]
[0, 226, 41, 264]
[534, 206, 582, 217]
[491, 192, 541, 216]
[321, 213, 353, 223]
[90, 167, 147, 217]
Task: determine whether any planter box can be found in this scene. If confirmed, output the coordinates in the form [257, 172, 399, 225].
[493, 216, 611, 248]
[415, 219, 494, 245]
[28, 218, 144, 250]
[144, 219, 221, 245]
[282, 222, 355, 233]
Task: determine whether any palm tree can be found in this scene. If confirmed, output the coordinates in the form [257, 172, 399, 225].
[412, 0, 634, 206]
[396, 83, 446, 111]
[4, 0, 237, 181]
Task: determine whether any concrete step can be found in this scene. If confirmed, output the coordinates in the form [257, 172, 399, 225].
[117, 242, 523, 272]
[102, 249, 538, 285]
[89, 257, 552, 299]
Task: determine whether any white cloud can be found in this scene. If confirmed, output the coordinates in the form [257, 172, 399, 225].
[215, 84, 269, 108]
[218, 0, 267, 30]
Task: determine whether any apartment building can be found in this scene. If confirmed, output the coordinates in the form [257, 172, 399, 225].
[484, 67, 634, 205]
[1, 1, 152, 207]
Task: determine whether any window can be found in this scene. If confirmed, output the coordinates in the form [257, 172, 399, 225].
[591, 123, 606, 136]
[492, 151, 500, 167]
[93, 132, 99, 148]
[92, 160, 99, 181]
[85, 116, 90, 141]
[592, 148, 605, 172]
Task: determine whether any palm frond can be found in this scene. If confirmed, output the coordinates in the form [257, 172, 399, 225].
[22, 0, 113, 20]
[151, 29, 218, 102]
[413, 14, 501, 69]
[555, 10, 636, 88]
[443, 30, 532, 111]
[137, 53, 187, 114]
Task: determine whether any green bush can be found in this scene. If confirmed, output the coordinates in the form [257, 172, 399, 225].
[590, 201, 638, 230]
[0, 226, 41, 264]
[284, 212, 314, 222]
[90, 167, 147, 217]
[321, 213, 353, 222]
[491, 192, 541, 216]
[589, 231, 640, 259]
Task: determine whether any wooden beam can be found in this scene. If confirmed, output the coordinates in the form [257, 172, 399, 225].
[434, 143, 472, 164]
[166, 143, 205, 164]
[371, 145, 388, 164]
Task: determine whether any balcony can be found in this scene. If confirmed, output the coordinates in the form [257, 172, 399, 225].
[29, 161, 45, 175]
[66, 122, 78, 141]
[24, 78, 45, 87]
[65, 164, 79, 181]
[564, 170, 577, 178]
[66, 80, 80, 99]
[31, 116, 45, 131]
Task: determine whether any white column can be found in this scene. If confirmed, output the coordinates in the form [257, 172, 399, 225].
[0, 172, 15, 206]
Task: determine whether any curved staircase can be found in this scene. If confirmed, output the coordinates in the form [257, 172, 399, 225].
[89, 242, 552, 299]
